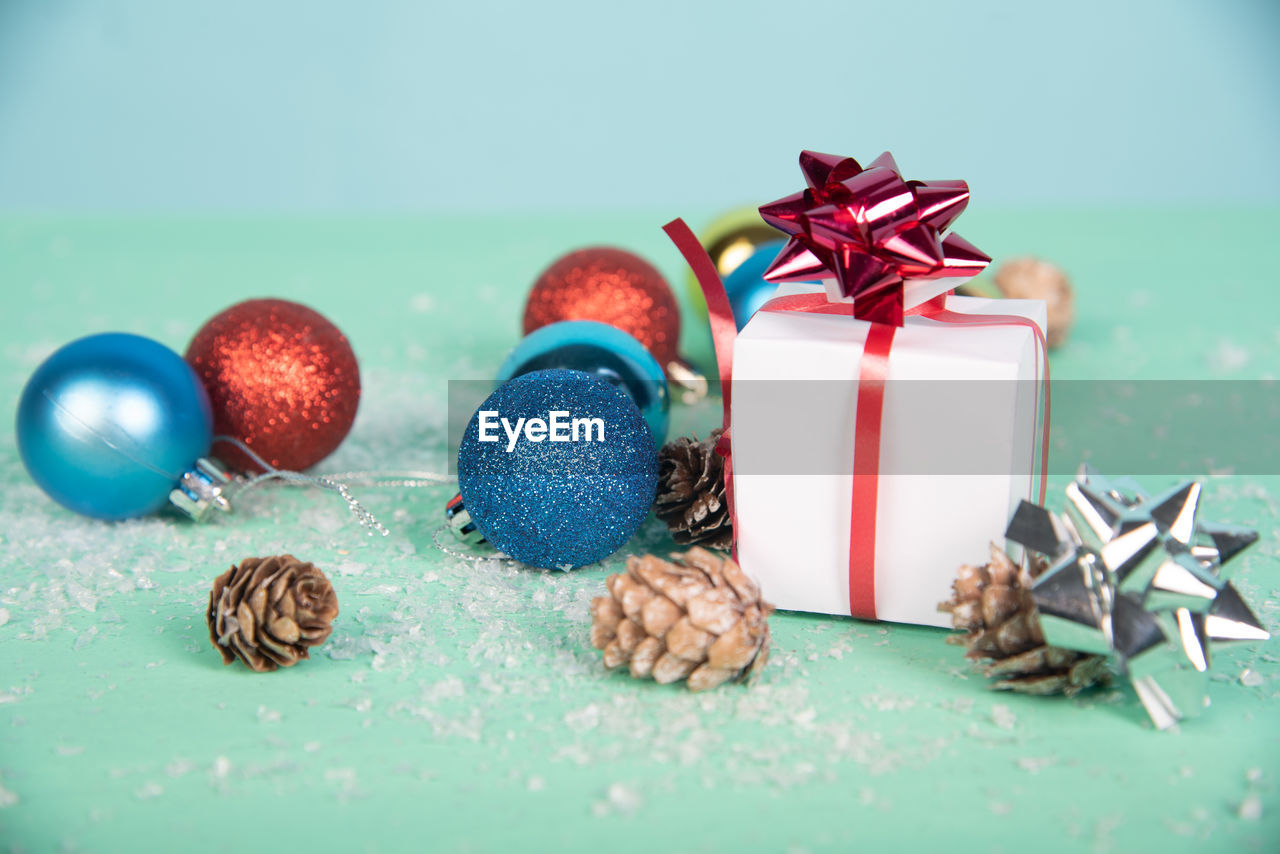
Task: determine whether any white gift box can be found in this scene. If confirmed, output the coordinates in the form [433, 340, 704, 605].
[730, 283, 1048, 627]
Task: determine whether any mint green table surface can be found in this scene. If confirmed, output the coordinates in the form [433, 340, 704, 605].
[1, 211, 1277, 853]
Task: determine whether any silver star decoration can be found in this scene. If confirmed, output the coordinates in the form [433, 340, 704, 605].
[1005, 465, 1269, 730]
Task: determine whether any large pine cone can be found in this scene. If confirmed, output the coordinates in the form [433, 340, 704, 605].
[655, 429, 732, 550]
[207, 555, 339, 672]
[590, 548, 772, 691]
[939, 542, 1109, 696]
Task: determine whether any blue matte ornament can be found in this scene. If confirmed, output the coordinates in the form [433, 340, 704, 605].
[456, 369, 658, 569]
[497, 320, 670, 443]
[724, 239, 789, 331]
[16, 333, 218, 520]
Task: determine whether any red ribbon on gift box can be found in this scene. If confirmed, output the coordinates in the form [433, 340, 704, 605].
[666, 173, 1048, 620]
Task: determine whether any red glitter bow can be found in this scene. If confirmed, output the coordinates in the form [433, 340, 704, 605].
[760, 151, 991, 326]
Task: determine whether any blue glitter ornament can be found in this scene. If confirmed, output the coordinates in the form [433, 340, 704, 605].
[724, 239, 789, 331]
[457, 369, 658, 569]
[16, 333, 217, 520]
[497, 320, 669, 443]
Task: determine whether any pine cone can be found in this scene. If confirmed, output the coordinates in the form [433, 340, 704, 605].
[992, 257, 1075, 348]
[590, 548, 773, 691]
[655, 429, 732, 550]
[207, 555, 339, 672]
[939, 542, 1109, 696]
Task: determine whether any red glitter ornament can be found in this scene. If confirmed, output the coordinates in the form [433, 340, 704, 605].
[185, 299, 360, 473]
[523, 247, 681, 371]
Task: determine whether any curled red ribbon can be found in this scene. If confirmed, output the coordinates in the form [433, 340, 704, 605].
[664, 218, 1047, 620]
[662, 218, 740, 560]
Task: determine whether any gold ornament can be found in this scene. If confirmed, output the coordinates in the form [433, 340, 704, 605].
[686, 207, 781, 317]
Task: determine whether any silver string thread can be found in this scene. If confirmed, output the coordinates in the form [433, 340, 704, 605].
[214, 436, 455, 537]
[431, 523, 515, 564]
[320, 471, 454, 489]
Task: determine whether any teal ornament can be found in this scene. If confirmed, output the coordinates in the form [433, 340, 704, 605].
[724, 239, 788, 330]
[16, 333, 217, 520]
[457, 369, 658, 569]
[498, 320, 669, 443]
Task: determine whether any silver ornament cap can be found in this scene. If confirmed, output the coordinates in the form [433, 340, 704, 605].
[169, 457, 237, 521]
[445, 492, 487, 545]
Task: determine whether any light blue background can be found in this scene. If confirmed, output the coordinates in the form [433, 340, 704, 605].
[0, 0, 1276, 212]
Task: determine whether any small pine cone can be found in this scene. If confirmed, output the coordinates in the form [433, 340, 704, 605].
[590, 547, 773, 691]
[655, 429, 732, 550]
[939, 542, 1109, 697]
[207, 555, 339, 672]
[992, 257, 1075, 349]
